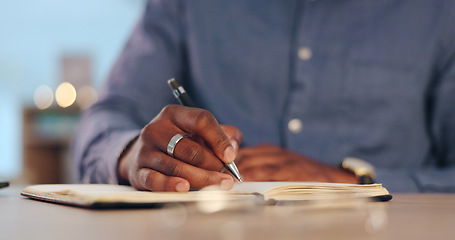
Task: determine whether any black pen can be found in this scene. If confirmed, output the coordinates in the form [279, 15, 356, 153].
[167, 78, 242, 182]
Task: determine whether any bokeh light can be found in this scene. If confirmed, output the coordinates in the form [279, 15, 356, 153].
[33, 85, 54, 110]
[55, 82, 77, 108]
[76, 85, 98, 110]
[196, 188, 228, 213]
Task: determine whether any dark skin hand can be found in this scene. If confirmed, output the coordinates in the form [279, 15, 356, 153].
[236, 144, 358, 184]
[118, 105, 356, 192]
[118, 105, 243, 192]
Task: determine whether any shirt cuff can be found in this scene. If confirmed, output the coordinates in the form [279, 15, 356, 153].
[103, 129, 141, 184]
[414, 168, 455, 192]
[375, 168, 420, 193]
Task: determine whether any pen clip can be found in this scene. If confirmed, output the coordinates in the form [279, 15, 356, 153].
[172, 89, 180, 98]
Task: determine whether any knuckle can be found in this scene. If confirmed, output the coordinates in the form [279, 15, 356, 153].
[160, 105, 175, 116]
[166, 161, 183, 177]
[140, 125, 151, 139]
[211, 135, 230, 154]
[201, 173, 218, 186]
[151, 153, 167, 169]
[215, 136, 228, 149]
[194, 110, 216, 130]
[141, 123, 166, 149]
[187, 146, 204, 166]
[156, 105, 178, 122]
[146, 150, 160, 164]
[141, 122, 158, 142]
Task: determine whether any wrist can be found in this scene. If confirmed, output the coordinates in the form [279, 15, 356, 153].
[340, 157, 376, 184]
[327, 166, 359, 184]
[117, 135, 139, 185]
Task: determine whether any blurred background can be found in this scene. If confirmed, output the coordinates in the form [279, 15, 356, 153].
[0, 0, 146, 184]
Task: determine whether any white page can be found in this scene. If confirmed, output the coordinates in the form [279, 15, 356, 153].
[230, 182, 359, 194]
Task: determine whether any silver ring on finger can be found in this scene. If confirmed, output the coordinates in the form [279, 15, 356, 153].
[167, 133, 188, 158]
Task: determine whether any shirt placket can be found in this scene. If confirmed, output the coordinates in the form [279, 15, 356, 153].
[283, 1, 312, 152]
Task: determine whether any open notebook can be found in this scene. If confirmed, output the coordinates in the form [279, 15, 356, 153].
[21, 182, 391, 209]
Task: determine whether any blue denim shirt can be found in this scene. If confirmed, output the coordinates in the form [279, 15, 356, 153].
[73, 0, 455, 192]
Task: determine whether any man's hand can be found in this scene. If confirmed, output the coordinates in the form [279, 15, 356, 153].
[236, 144, 358, 183]
[117, 105, 243, 192]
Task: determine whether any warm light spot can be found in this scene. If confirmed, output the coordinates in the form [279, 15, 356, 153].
[55, 82, 77, 108]
[365, 204, 388, 233]
[159, 203, 188, 228]
[33, 85, 54, 110]
[196, 187, 228, 213]
[76, 85, 98, 109]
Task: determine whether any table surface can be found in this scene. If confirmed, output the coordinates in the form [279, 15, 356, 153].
[1, 186, 454, 240]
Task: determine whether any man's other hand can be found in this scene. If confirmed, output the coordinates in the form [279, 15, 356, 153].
[236, 144, 358, 183]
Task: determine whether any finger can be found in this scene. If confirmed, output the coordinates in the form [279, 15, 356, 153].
[136, 168, 190, 192]
[220, 125, 243, 145]
[164, 105, 237, 164]
[241, 165, 281, 182]
[237, 144, 282, 157]
[142, 126, 227, 172]
[172, 137, 225, 172]
[220, 125, 242, 155]
[140, 151, 234, 190]
[236, 153, 289, 172]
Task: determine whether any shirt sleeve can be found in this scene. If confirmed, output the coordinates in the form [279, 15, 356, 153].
[375, 55, 455, 193]
[413, 4, 455, 193]
[411, 62, 455, 192]
[377, 4, 455, 193]
[72, 0, 185, 184]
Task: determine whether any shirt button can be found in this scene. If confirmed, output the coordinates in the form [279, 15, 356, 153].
[298, 47, 312, 61]
[288, 119, 303, 133]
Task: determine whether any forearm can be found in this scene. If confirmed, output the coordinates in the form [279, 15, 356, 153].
[413, 167, 455, 192]
[375, 167, 455, 193]
[73, 102, 142, 184]
[73, 0, 187, 184]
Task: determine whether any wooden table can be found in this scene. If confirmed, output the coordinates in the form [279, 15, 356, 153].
[1, 186, 454, 240]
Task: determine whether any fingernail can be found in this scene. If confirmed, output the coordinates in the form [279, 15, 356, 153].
[230, 139, 239, 153]
[224, 146, 236, 163]
[220, 178, 233, 190]
[176, 182, 188, 192]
